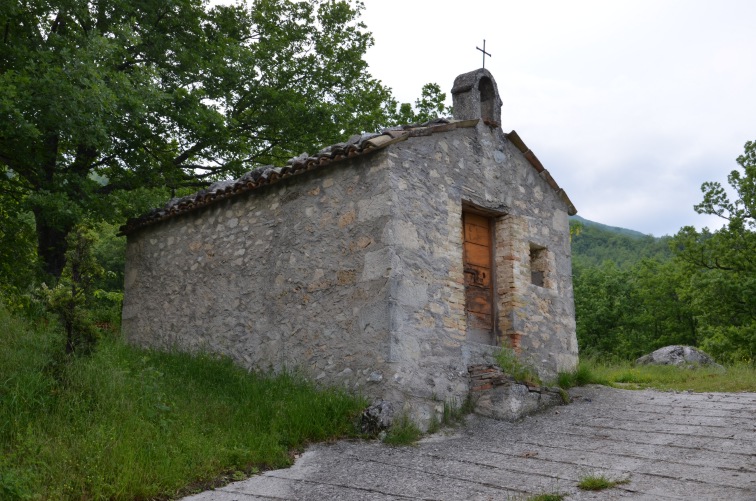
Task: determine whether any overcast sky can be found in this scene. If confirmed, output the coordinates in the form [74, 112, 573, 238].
[360, 0, 756, 236]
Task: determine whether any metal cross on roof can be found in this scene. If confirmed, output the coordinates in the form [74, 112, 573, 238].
[476, 39, 491, 69]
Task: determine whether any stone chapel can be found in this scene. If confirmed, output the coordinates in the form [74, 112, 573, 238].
[120, 69, 579, 427]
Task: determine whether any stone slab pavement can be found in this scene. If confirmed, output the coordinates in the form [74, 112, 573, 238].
[184, 386, 756, 500]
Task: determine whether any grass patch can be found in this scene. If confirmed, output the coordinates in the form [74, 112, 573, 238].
[382, 414, 423, 445]
[556, 360, 610, 389]
[577, 474, 630, 491]
[427, 395, 475, 433]
[495, 347, 541, 385]
[446, 394, 475, 423]
[581, 358, 756, 392]
[0, 303, 366, 500]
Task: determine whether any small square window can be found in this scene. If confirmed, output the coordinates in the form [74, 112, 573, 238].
[529, 244, 548, 287]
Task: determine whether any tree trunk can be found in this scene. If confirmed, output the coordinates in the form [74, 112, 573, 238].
[32, 206, 70, 279]
[28, 131, 72, 279]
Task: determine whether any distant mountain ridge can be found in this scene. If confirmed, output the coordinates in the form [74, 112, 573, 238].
[569, 215, 649, 239]
[569, 216, 671, 268]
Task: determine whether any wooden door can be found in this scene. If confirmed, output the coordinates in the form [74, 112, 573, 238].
[463, 212, 494, 343]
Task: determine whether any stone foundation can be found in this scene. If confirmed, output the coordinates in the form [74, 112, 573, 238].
[468, 364, 566, 421]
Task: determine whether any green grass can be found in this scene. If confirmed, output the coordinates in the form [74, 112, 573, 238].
[495, 348, 541, 385]
[382, 414, 423, 445]
[579, 358, 756, 393]
[0, 304, 366, 500]
[556, 360, 610, 389]
[427, 395, 476, 434]
[577, 474, 630, 491]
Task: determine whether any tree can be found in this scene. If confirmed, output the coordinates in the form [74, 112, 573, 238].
[0, 0, 397, 278]
[43, 225, 103, 354]
[573, 257, 699, 360]
[633, 258, 697, 349]
[672, 140, 756, 362]
[572, 261, 642, 358]
[390, 82, 451, 125]
[0, 189, 38, 298]
[675, 140, 756, 273]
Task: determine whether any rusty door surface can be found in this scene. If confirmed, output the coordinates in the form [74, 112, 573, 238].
[463, 212, 494, 344]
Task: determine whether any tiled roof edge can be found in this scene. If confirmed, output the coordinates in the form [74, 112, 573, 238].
[119, 118, 479, 236]
[505, 130, 577, 216]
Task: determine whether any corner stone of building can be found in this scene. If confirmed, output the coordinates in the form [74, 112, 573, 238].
[468, 364, 566, 421]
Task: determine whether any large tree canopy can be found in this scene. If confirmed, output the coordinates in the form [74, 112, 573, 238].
[674, 140, 756, 273]
[1, 0, 400, 277]
[671, 140, 756, 361]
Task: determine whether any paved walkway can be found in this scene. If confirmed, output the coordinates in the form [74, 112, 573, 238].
[185, 386, 756, 500]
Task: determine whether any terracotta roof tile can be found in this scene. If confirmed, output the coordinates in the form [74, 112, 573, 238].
[119, 119, 576, 235]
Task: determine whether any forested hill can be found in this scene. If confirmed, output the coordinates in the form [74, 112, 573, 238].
[569, 216, 672, 268]
[571, 215, 649, 238]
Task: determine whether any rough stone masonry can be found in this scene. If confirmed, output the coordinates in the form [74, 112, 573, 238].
[120, 68, 579, 428]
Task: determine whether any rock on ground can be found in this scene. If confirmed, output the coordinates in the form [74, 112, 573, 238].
[636, 345, 724, 369]
[359, 400, 394, 435]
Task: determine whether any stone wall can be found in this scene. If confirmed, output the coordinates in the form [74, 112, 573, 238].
[123, 154, 396, 398]
[123, 119, 578, 428]
[377, 124, 577, 424]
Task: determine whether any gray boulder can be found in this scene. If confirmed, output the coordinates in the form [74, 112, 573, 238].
[359, 400, 394, 435]
[636, 345, 724, 370]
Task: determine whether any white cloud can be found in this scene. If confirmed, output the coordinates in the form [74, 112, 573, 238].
[362, 0, 756, 235]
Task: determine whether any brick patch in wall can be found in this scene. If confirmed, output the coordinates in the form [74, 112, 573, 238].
[468, 364, 544, 393]
[468, 364, 513, 392]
